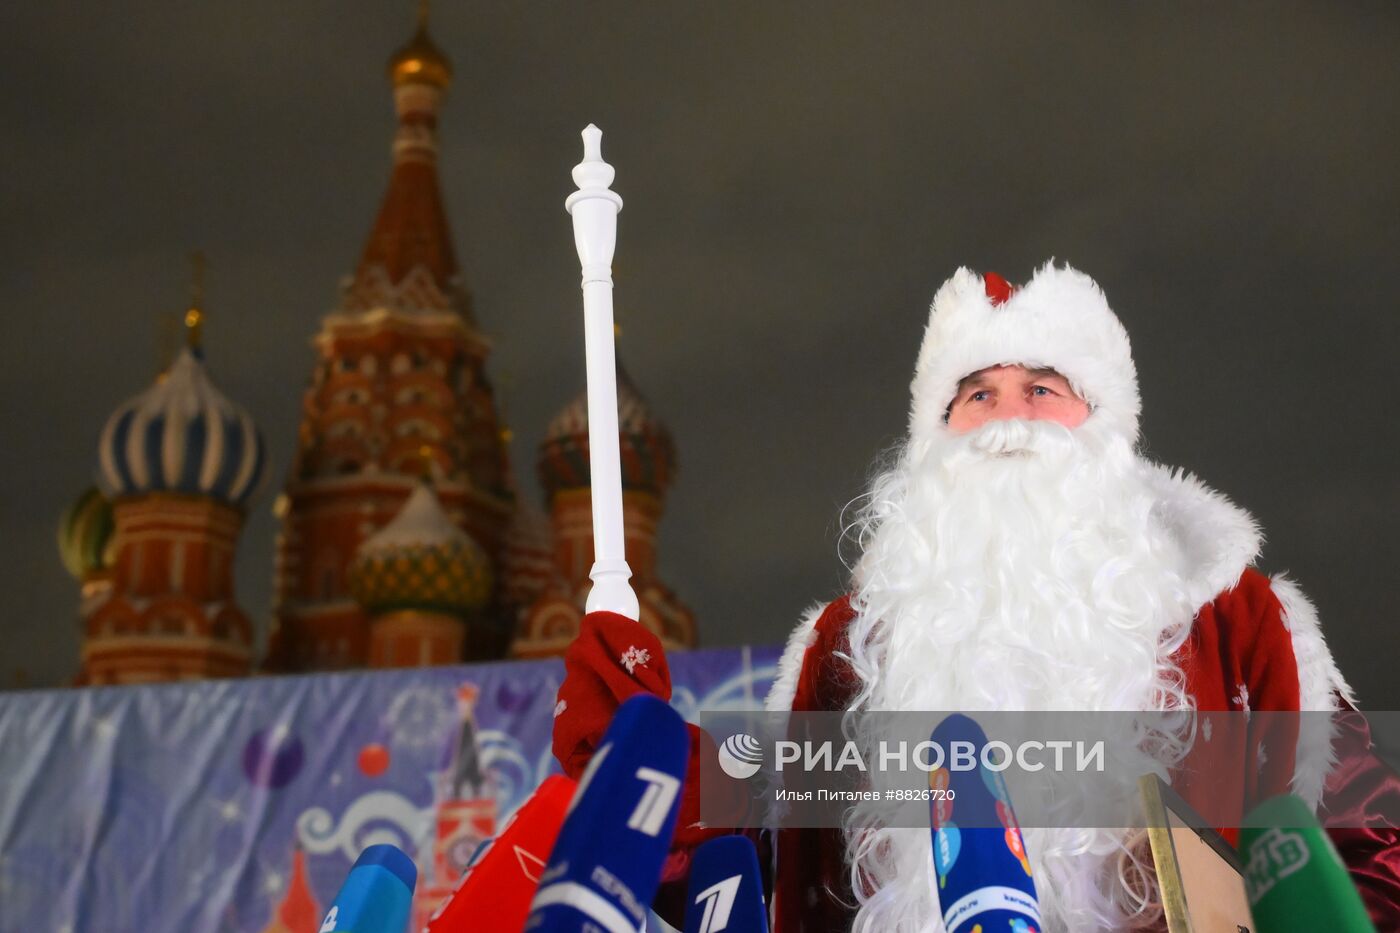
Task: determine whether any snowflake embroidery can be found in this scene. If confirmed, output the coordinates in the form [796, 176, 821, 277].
[1202, 717, 1213, 742]
[1233, 683, 1252, 723]
[620, 645, 651, 675]
[553, 699, 567, 718]
[1257, 743, 1269, 769]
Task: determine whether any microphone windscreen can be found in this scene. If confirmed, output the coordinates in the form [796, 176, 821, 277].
[319, 843, 417, 933]
[1238, 794, 1376, 932]
[527, 693, 689, 932]
[425, 774, 577, 933]
[928, 714, 1040, 933]
[683, 835, 768, 933]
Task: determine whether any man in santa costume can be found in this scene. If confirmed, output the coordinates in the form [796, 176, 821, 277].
[553, 263, 1400, 930]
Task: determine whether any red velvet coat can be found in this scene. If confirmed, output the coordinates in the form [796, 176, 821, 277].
[552, 569, 1400, 930]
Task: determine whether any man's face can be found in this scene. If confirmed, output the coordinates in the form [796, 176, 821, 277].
[945, 364, 1090, 433]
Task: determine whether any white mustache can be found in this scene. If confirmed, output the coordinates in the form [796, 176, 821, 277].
[964, 418, 1076, 458]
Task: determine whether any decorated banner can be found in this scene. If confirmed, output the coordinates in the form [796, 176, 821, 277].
[0, 645, 778, 932]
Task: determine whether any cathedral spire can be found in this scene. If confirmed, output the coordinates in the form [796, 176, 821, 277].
[184, 250, 206, 352]
[355, 2, 458, 293]
[271, 6, 512, 672]
[389, 0, 451, 91]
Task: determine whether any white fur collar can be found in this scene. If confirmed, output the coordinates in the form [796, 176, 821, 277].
[1139, 462, 1262, 610]
[765, 603, 827, 712]
[1141, 471, 1352, 805]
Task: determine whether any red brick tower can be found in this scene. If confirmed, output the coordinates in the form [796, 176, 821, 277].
[268, 8, 512, 669]
[83, 299, 266, 685]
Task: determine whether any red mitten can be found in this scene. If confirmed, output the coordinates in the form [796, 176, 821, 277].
[552, 611, 672, 780]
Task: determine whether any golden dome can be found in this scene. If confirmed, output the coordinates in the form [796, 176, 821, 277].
[388, 6, 452, 89]
[58, 486, 115, 580]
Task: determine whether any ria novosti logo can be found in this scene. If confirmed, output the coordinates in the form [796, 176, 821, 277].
[716, 733, 1108, 777]
[717, 733, 763, 779]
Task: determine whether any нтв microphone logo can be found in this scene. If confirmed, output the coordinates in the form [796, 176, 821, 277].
[718, 733, 763, 779]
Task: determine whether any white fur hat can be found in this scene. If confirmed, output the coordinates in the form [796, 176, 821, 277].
[909, 262, 1140, 441]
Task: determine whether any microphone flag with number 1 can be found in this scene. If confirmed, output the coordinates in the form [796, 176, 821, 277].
[684, 834, 769, 933]
[527, 693, 689, 931]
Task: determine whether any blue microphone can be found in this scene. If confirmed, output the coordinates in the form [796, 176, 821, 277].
[683, 835, 768, 933]
[928, 714, 1040, 933]
[318, 843, 417, 933]
[527, 693, 689, 932]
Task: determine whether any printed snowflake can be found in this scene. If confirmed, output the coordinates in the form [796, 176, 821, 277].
[1233, 683, 1252, 722]
[383, 685, 456, 749]
[262, 868, 285, 896]
[620, 645, 651, 675]
[89, 713, 120, 741]
[1202, 717, 1213, 742]
[215, 798, 242, 823]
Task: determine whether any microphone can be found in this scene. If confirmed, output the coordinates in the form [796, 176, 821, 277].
[927, 714, 1041, 933]
[424, 774, 577, 933]
[527, 693, 689, 932]
[318, 843, 417, 933]
[683, 835, 768, 933]
[1238, 793, 1376, 932]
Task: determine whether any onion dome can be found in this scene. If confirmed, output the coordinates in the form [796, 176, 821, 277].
[97, 347, 266, 508]
[348, 483, 492, 615]
[500, 498, 554, 608]
[538, 365, 676, 497]
[57, 486, 115, 580]
[388, 5, 452, 89]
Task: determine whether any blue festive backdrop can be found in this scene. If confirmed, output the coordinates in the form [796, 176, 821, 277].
[0, 645, 780, 932]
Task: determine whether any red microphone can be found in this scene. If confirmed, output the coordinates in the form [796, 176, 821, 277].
[424, 774, 577, 932]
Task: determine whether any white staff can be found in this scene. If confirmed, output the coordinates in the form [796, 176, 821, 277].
[565, 125, 640, 620]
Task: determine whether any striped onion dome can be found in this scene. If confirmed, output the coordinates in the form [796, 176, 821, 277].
[57, 486, 116, 579]
[97, 347, 266, 508]
[348, 483, 492, 615]
[538, 364, 676, 497]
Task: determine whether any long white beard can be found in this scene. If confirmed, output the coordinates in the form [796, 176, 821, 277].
[840, 418, 1199, 932]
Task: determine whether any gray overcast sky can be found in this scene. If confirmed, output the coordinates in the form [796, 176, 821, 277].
[3, 3, 1398, 705]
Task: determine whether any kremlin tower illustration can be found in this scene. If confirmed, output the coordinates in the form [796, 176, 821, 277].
[411, 682, 498, 928]
[259, 847, 321, 933]
[62, 6, 695, 682]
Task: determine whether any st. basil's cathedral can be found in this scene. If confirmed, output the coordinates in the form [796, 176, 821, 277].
[56, 10, 696, 686]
